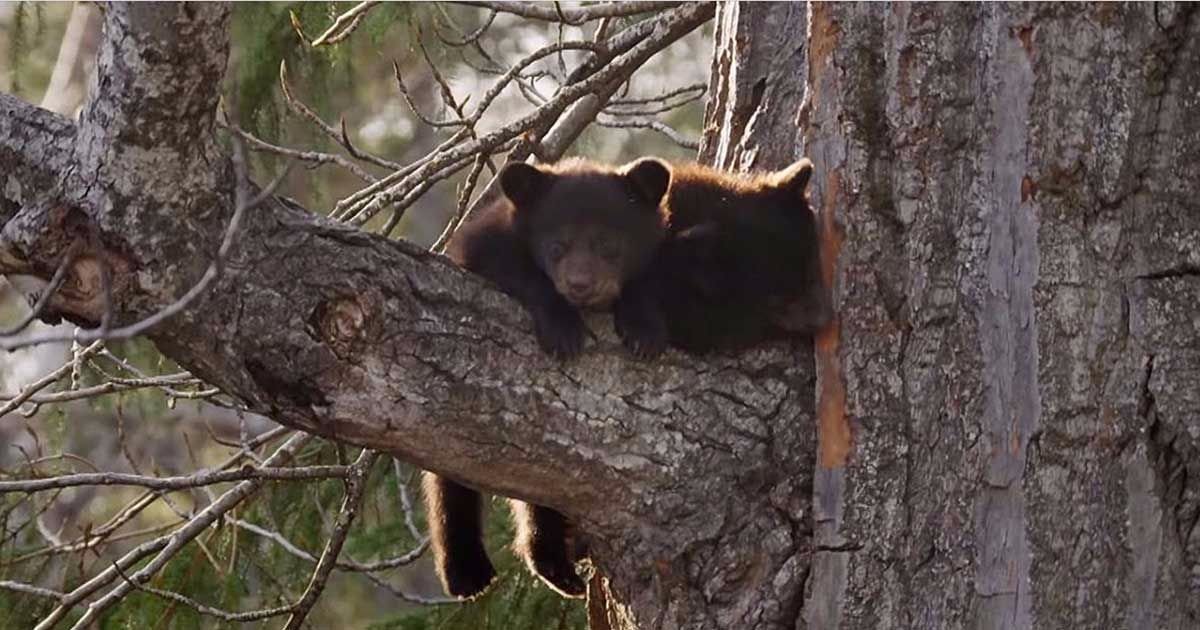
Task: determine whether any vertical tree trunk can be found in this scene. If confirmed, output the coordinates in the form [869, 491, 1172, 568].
[694, 2, 1200, 628]
[705, 2, 1199, 629]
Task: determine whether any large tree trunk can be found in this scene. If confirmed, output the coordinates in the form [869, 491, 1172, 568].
[700, 2, 1198, 628]
[2, 3, 1197, 629]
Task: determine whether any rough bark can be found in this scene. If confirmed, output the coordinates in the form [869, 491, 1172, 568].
[1, 4, 809, 629]
[788, 3, 1198, 629]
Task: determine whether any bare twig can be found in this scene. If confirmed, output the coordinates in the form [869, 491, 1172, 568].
[593, 16, 614, 42]
[392, 459, 424, 541]
[4, 428, 292, 567]
[231, 518, 427, 573]
[363, 135, 518, 232]
[278, 60, 404, 172]
[362, 571, 455, 605]
[90, 350, 223, 400]
[0, 246, 77, 337]
[220, 120, 378, 183]
[608, 81, 705, 107]
[0, 580, 64, 600]
[41, 432, 313, 630]
[457, 40, 553, 107]
[345, 36, 609, 225]
[0, 340, 102, 416]
[462, 40, 608, 127]
[393, 60, 465, 129]
[282, 449, 377, 630]
[331, 127, 470, 221]
[596, 116, 699, 149]
[311, 1, 380, 47]
[0, 465, 348, 493]
[431, 151, 489, 252]
[432, 4, 496, 47]
[451, 1, 682, 23]
[110, 563, 295, 623]
[0, 373, 218, 405]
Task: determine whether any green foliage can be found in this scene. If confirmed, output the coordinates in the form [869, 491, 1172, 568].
[2, 1, 69, 100]
[6, 1, 33, 95]
[230, 2, 413, 144]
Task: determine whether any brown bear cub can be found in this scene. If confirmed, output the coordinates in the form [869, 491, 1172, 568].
[424, 157, 830, 601]
[617, 158, 832, 356]
[426, 157, 671, 600]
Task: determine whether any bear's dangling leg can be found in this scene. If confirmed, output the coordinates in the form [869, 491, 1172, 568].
[422, 473, 497, 598]
[510, 500, 585, 598]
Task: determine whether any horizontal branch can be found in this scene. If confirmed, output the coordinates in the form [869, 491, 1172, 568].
[596, 116, 699, 149]
[0, 580, 64, 600]
[451, 1, 682, 23]
[0, 465, 348, 493]
[0, 93, 76, 223]
[231, 519, 427, 573]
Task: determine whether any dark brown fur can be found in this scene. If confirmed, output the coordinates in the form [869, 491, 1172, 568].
[425, 157, 670, 600]
[617, 158, 832, 355]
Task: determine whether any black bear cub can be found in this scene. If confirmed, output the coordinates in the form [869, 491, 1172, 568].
[426, 157, 671, 600]
[617, 158, 832, 355]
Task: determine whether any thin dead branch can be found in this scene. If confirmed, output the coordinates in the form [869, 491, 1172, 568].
[0, 245, 78, 337]
[39, 433, 313, 630]
[432, 4, 497, 47]
[311, 1, 381, 47]
[282, 449, 377, 630]
[220, 120, 378, 183]
[0, 340, 103, 416]
[596, 116, 699, 149]
[452, 1, 682, 23]
[278, 60, 404, 172]
[0, 580, 64, 600]
[0, 465, 348, 493]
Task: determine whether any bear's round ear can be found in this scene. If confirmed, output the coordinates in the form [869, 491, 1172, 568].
[770, 158, 814, 197]
[621, 158, 672, 205]
[500, 162, 552, 208]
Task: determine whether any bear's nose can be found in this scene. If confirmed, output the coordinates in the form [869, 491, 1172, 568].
[566, 277, 593, 296]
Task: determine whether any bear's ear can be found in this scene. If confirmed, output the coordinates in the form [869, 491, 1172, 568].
[621, 158, 672, 205]
[500, 162, 553, 208]
[769, 158, 814, 197]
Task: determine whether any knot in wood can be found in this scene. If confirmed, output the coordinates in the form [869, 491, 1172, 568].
[314, 297, 367, 349]
[63, 255, 105, 302]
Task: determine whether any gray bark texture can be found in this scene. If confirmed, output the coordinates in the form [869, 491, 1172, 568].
[1, 3, 1198, 629]
[721, 2, 1198, 629]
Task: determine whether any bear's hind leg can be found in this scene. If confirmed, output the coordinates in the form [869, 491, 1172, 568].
[510, 500, 585, 598]
[422, 473, 496, 598]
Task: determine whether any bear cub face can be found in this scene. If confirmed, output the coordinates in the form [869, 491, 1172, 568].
[502, 158, 670, 310]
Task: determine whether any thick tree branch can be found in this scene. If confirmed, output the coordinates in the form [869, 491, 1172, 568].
[0, 93, 76, 226]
